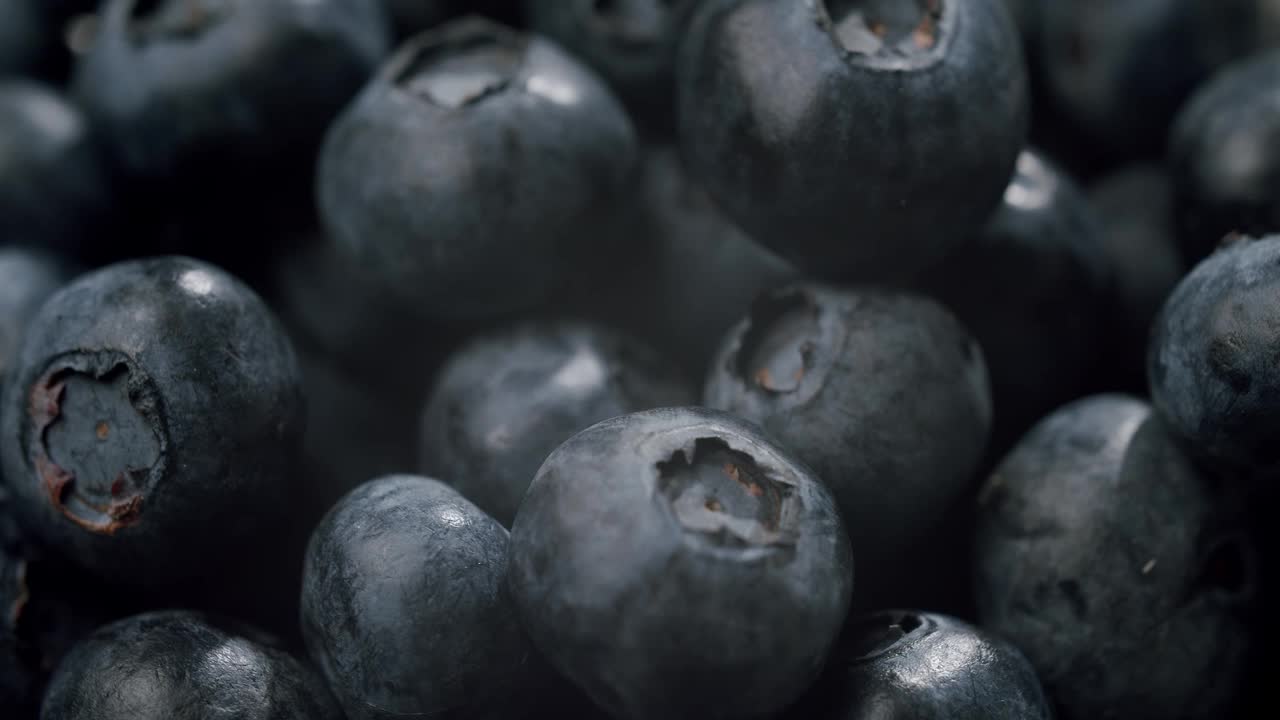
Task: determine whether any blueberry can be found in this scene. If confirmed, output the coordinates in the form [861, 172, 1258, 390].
[1087, 165, 1183, 390]
[558, 145, 800, 378]
[796, 610, 1052, 719]
[0, 81, 112, 258]
[71, 0, 389, 195]
[1169, 50, 1280, 263]
[1148, 234, 1280, 482]
[913, 149, 1110, 451]
[705, 284, 991, 566]
[676, 0, 1029, 280]
[0, 257, 304, 587]
[974, 395, 1255, 720]
[301, 474, 540, 720]
[419, 321, 694, 527]
[524, 0, 697, 130]
[41, 610, 343, 719]
[508, 407, 853, 719]
[0, 247, 75, 382]
[318, 17, 637, 322]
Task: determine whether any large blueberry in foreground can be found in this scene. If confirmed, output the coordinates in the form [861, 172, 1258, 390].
[975, 395, 1255, 720]
[1148, 235, 1280, 482]
[40, 610, 342, 720]
[1169, 50, 1280, 263]
[419, 321, 694, 527]
[797, 610, 1052, 719]
[318, 17, 637, 322]
[705, 284, 991, 561]
[0, 257, 304, 587]
[677, 0, 1028, 280]
[508, 407, 853, 720]
[302, 475, 541, 720]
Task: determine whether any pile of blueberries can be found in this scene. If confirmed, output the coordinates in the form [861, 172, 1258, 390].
[3, 0, 1279, 718]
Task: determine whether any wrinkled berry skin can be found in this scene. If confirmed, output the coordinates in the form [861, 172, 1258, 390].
[677, 0, 1028, 280]
[975, 395, 1255, 720]
[524, 0, 697, 129]
[0, 257, 304, 588]
[914, 149, 1110, 451]
[1169, 51, 1280, 263]
[72, 0, 388, 187]
[41, 610, 343, 720]
[0, 82, 112, 257]
[508, 407, 853, 720]
[1088, 165, 1183, 390]
[419, 322, 694, 527]
[302, 475, 538, 720]
[1148, 235, 1280, 482]
[705, 284, 991, 561]
[797, 610, 1052, 719]
[0, 248, 74, 382]
[318, 17, 637, 322]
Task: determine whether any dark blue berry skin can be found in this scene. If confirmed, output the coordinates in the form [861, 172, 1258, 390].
[0, 82, 112, 258]
[0, 257, 304, 588]
[1169, 51, 1280, 264]
[508, 407, 853, 720]
[40, 610, 343, 720]
[914, 149, 1111, 453]
[704, 284, 992, 571]
[1148, 235, 1280, 483]
[975, 395, 1256, 720]
[319, 17, 636, 323]
[71, 0, 388, 200]
[301, 475, 541, 720]
[524, 0, 698, 131]
[677, 0, 1028, 281]
[1088, 165, 1183, 390]
[419, 321, 694, 528]
[795, 610, 1052, 719]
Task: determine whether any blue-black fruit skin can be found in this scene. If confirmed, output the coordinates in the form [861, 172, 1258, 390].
[524, 0, 698, 131]
[0, 82, 113, 259]
[705, 284, 992, 561]
[40, 610, 343, 720]
[975, 395, 1255, 720]
[1148, 235, 1280, 483]
[301, 474, 540, 720]
[317, 17, 638, 323]
[1169, 51, 1280, 265]
[72, 0, 389, 186]
[914, 149, 1111, 452]
[677, 0, 1029, 281]
[419, 321, 695, 528]
[0, 257, 304, 588]
[797, 610, 1052, 719]
[508, 407, 853, 720]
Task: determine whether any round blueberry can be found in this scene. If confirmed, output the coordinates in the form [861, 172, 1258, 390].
[301, 475, 540, 720]
[41, 610, 343, 719]
[705, 284, 992, 561]
[975, 395, 1255, 720]
[0, 81, 112, 258]
[524, 0, 698, 129]
[1169, 50, 1280, 263]
[1148, 234, 1280, 482]
[419, 321, 694, 528]
[797, 610, 1052, 719]
[318, 17, 637, 322]
[677, 0, 1029, 280]
[0, 256, 304, 587]
[913, 149, 1110, 451]
[72, 0, 389, 187]
[508, 406, 853, 719]
[1088, 165, 1183, 390]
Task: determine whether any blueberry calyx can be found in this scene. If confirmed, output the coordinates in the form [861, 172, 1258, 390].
[815, 0, 951, 67]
